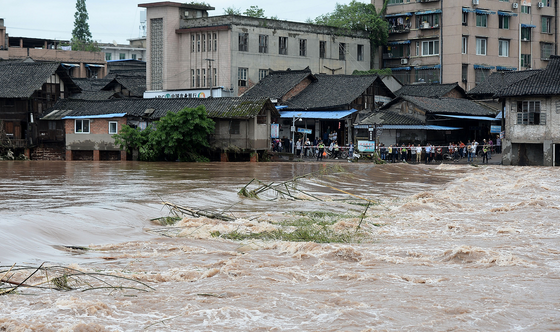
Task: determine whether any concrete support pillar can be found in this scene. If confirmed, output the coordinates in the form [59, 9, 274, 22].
[120, 150, 127, 161]
[24, 148, 31, 160]
[65, 149, 72, 161]
[220, 152, 229, 162]
[93, 150, 100, 161]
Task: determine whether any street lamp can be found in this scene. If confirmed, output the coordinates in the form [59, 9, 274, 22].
[291, 113, 302, 154]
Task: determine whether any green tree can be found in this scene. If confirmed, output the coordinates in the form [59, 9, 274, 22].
[113, 106, 215, 162]
[224, 6, 241, 15]
[312, 0, 389, 67]
[244, 5, 265, 18]
[71, 0, 99, 51]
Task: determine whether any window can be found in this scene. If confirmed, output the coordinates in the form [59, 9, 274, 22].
[75, 119, 90, 133]
[202, 34, 206, 52]
[416, 41, 420, 56]
[415, 68, 440, 83]
[109, 121, 118, 135]
[422, 40, 439, 56]
[499, 15, 509, 29]
[132, 54, 137, 60]
[191, 69, 195, 87]
[462, 36, 468, 54]
[229, 120, 240, 135]
[213, 68, 217, 86]
[279, 37, 288, 55]
[105, 53, 112, 60]
[259, 34, 268, 53]
[259, 69, 268, 80]
[499, 39, 509, 57]
[475, 69, 491, 84]
[196, 69, 200, 87]
[462, 12, 468, 26]
[320, 41, 326, 58]
[541, 42, 554, 60]
[388, 44, 408, 58]
[476, 38, 487, 55]
[197, 34, 201, 52]
[521, 27, 531, 41]
[299, 39, 307, 56]
[542, 16, 552, 34]
[357, 44, 364, 61]
[48, 121, 56, 130]
[238, 67, 248, 86]
[462, 64, 468, 83]
[392, 70, 410, 84]
[416, 14, 439, 28]
[202, 69, 206, 87]
[191, 35, 195, 52]
[388, 0, 404, 3]
[238, 32, 248, 52]
[119, 53, 126, 60]
[213, 33, 217, 51]
[339, 43, 346, 60]
[521, 54, 531, 68]
[208, 33, 212, 52]
[517, 101, 544, 125]
[521, 5, 530, 14]
[476, 14, 487, 27]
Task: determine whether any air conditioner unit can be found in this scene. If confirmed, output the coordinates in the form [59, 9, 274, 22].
[401, 58, 408, 65]
[512, 3, 519, 8]
[473, 0, 479, 5]
[538, 2, 545, 7]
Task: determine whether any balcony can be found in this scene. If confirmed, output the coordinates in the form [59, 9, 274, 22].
[390, 26, 411, 34]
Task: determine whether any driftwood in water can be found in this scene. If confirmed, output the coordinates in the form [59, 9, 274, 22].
[161, 202, 235, 221]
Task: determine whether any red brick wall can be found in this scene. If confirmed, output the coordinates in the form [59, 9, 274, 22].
[282, 77, 312, 102]
[65, 117, 127, 135]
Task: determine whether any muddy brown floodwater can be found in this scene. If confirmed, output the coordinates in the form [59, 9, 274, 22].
[0, 161, 559, 331]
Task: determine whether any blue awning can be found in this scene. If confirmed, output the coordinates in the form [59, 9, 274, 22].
[435, 114, 500, 121]
[496, 66, 517, 71]
[474, 64, 495, 70]
[521, 24, 536, 28]
[416, 64, 441, 70]
[354, 124, 461, 130]
[462, 8, 476, 13]
[390, 67, 411, 71]
[385, 12, 413, 18]
[61, 63, 79, 68]
[85, 64, 105, 68]
[497, 11, 518, 17]
[415, 9, 442, 15]
[388, 40, 411, 45]
[475, 9, 496, 15]
[62, 113, 127, 120]
[280, 109, 358, 120]
[275, 105, 288, 109]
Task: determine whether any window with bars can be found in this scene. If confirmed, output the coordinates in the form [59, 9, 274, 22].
[542, 16, 552, 34]
[238, 67, 248, 86]
[279, 37, 288, 55]
[521, 54, 531, 68]
[202, 34, 206, 52]
[196, 69, 200, 87]
[191, 35, 195, 52]
[239, 33, 248, 52]
[202, 69, 206, 87]
[191, 69, 195, 87]
[541, 43, 553, 60]
[517, 101, 544, 125]
[339, 43, 346, 60]
[462, 64, 468, 83]
[213, 33, 217, 51]
[259, 35, 268, 53]
[197, 34, 201, 52]
[416, 14, 439, 28]
[320, 41, 326, 58]
[299, 39, 307, 56]
[521, 27, 531, 41]
[475, 68, 491, 84]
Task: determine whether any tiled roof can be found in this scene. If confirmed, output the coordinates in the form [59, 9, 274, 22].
[242, 67, 315, 99]
[494, 56, 560, 97]
[395, 83, 464, 98]
[285, 74, 380, 110]
[383, 96, 497, 116]
[358, 110, 424, 126]
[467, 70, 541, 97]
[0, 62, 80, 98]
[41, 97, 276, 120]
[104, 73, 146, 97]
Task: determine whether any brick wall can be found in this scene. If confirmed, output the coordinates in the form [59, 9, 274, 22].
[282, 77, 312, 102]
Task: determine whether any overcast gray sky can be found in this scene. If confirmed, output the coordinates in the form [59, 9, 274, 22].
[3, 0, 360, 44]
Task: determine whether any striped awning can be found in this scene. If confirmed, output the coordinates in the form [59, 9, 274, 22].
[521, 24, 536, 28]
[385, 12, 413, 18]
[388, 40, 411, 45]
[415, 9, 442, 15]
[462, 8, 476, 13]
[474, 64, 495, 70]
[475, 9, 496, 15]
[390, 67, 411, 71]
[497, 11, 518, 17]
[496, 66, 517, 71]
[416, 64, 441, 70]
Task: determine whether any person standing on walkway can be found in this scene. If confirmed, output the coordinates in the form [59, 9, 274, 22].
[296, 138, 302, 157]
[496, 135, 502, 153]
[482, 145, 489, 164]
[416, 144, 422, 163]
[401, 144, 408, 162]
[317, 140, 325, 161]
[466, 143, 473, 162]
[425, 143, 432, 164]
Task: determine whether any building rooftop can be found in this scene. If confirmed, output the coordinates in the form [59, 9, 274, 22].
[242, 67, 315, 100]
[494, 56, 560, 97]
[467, 70, 542, 98]
[395, 83, 465, 98]
[382, 96, 497, 116]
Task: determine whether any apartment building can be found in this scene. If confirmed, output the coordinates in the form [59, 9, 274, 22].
[139, 2, 371, 96]
[372, 0, 557, 90]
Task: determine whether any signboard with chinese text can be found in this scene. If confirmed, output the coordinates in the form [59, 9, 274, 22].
[358, 140, 376, 152]
[271, 124, 279, 138]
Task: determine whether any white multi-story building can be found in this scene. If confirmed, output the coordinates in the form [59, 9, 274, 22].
[99, 38, 146, 62]
[139, 2, 372, 96]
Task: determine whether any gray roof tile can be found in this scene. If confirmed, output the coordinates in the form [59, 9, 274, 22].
[395, 83, 465, 98]
[383, 96, 497, 116]
[494, 56, 560, 97]
[0, 62, 79, 98]
[242, 67, 314, 100]
[467, 70, 541, 97]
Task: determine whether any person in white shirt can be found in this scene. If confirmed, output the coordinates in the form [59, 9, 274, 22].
[416, 144, 422, 163]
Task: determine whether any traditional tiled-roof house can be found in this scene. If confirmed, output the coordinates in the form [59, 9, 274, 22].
[494, 55, 560, 166]
[0, 61, 80, 158]
[394, 82, 466, 99]
[42, 97, 277, 161]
